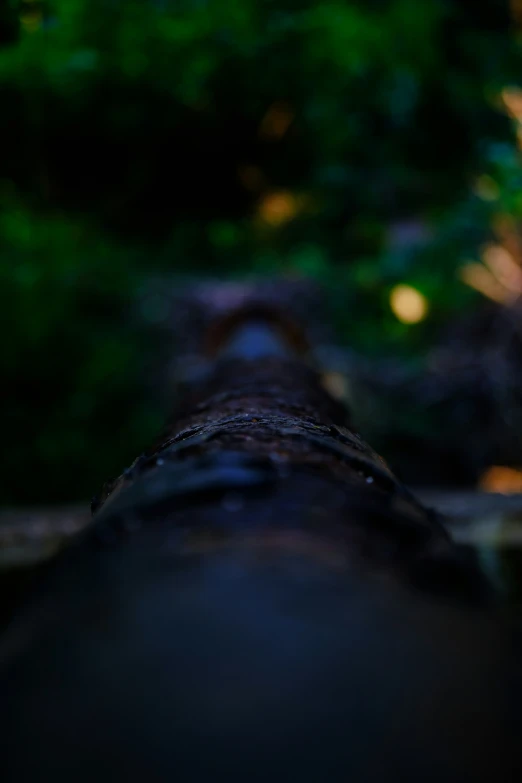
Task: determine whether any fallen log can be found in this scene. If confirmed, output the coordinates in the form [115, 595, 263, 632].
[1, 284, 521, 782]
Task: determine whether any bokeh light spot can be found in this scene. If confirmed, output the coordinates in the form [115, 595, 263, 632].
[501, 86, 522, 121]
[479, 465, 522, 493]
[459, 262, 509, 304]
[258, 191, 298, 226]
[389, 284, 428, 324]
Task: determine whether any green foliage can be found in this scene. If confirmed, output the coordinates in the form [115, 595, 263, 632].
[0, 205, 162, 503]
[1, 0, 522, 501]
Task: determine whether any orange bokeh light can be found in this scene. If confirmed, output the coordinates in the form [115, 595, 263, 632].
[479, 465, 522, 493]
[257, 191, 298, 226]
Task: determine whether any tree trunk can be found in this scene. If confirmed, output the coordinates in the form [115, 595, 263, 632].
[1, 294, 521, 782]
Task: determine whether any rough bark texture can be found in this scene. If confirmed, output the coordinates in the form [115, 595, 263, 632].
[1, 292, 521, 782]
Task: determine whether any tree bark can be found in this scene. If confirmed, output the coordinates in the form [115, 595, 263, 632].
[0, 298, 521, 782]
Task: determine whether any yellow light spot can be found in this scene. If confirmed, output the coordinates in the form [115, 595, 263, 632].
[482, 244, 522, 294]
[389, 284, 428, 324]
[479, 465, 522, 493]
[501, 86, 522, 121]
[258, 191, 298, 226]
[459, 262, 509, 304]
[258, 102, 294, 140]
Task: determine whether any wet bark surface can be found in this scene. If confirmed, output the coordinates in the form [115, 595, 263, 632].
[1, 303, 522, 781]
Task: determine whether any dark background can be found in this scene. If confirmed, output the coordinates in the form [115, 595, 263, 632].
[2, 0, 522, 504]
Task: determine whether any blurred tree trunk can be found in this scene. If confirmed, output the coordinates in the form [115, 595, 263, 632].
[1, 324, 521, 782]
